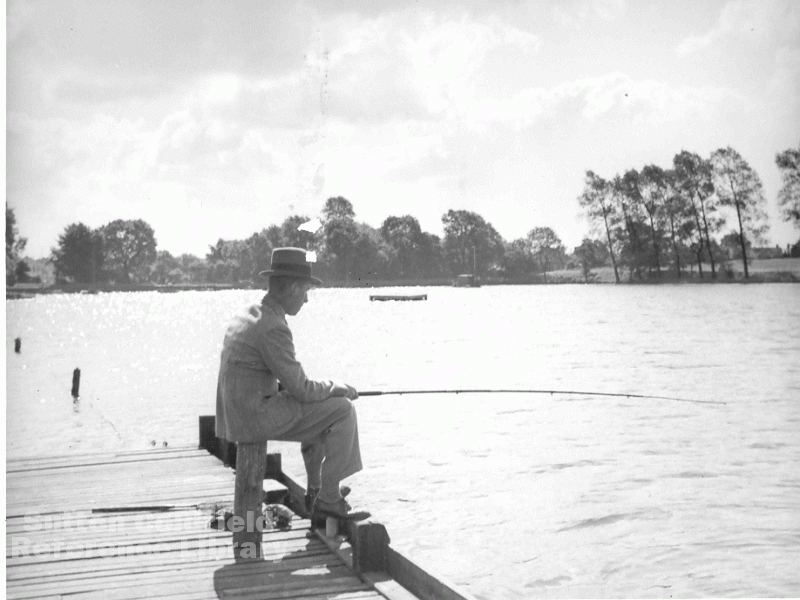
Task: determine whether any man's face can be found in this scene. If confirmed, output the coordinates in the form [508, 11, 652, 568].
[284, 281, 313, 316]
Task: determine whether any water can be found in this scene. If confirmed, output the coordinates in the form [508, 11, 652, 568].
[6, 285, 800, 598]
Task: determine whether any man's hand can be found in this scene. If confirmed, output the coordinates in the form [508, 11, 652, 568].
[330, 382, 358, 400]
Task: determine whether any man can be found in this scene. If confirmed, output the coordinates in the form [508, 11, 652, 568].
[216, 247, 369, 521]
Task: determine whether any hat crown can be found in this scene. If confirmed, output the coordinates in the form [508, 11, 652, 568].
[271, 247, 309, 267]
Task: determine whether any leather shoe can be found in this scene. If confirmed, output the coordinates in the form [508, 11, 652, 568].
[305, 485, 351, 513]
[312, 497, 371, 522]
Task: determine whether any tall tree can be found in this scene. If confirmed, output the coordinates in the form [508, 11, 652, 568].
[380, 215, 425, 278]
[322, 218, 359, 281]
[178, 253, 208, 283]
[639, 165, 669, 277]
[578, 171, 620, 283]
[51, 222, 104, 283]
[775, 144, 800, 226]
[613, 173, 646, 281]
[101, 219, 157, 283]
[662, 169, 691, 279]
[441, 209, 504, 276]
[711, 147, 768, 278]
[13, 259, 32, 283]
[673, 151, 722, 279]
[319, 197, 359, 281]
[321, 196, 359, 281]
[150, 250, 182, 284]
[322, 196, 355, 221]
[280, 215, 318, 249]
[245, 230, 277, 281]
[417, 232, 446, 279]
[502, 238, 537, 281]
[206, 239, 254, 284]
[527, 227, 565, 283]
[6, 205, 27, 286]
[350, 223, 390, 282]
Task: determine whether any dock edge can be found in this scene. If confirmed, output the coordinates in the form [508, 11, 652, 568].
[199, 415, 479, 600]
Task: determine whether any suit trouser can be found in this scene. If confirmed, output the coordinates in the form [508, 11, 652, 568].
[270, 396, 362, 501]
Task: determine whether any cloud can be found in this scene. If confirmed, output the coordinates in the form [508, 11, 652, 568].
[313, 19, 430, 124]
[589, 0, 626, 21]
[49, 72, 170, 105]
[552, 0, 626, 29]
[256, 11, 543, 126]
[462, 72, 739, 132]
[407, 14, 541, 116]
[6, 0, 36, 42]
[10, 1, 796, 257]
[677, 0, 798, 54]
[6, 0, 317, 86]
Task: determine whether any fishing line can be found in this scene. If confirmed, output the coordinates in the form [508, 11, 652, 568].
[88, 398, 125, 441]
[359, 389, 725, 406]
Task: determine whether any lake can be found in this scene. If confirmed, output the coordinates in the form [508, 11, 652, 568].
[6, 284, 800, 598]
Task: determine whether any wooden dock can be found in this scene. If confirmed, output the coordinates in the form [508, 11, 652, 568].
[6, 428, 477, 600]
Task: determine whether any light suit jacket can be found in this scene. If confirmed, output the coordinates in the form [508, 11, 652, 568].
[215, 296, 335, 442]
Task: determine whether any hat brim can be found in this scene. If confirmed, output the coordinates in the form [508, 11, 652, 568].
[259, 269, 322, 286]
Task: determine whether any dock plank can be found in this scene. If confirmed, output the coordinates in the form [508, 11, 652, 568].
[5, 446, 382, 600]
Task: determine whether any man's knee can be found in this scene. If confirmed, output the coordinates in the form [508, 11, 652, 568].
[327, 396, 356, 420]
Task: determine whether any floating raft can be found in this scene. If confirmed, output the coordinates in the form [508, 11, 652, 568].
[6, 422, 477, 600]
[369, 294, 427, 302]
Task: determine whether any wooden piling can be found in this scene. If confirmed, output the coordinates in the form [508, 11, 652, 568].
[198, 415, 217, 454]
[232, 441, 267, 560]
[71, 368, 81, 397]
[349, 521, 390, 573]
[265, 452, 282, 479]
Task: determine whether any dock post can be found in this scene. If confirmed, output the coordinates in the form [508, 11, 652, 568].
[348, 521, 390, 573]
[265, 452, 282, 479]
[198, 416, 217, 455]
[233, 442, 267, 560]
[325, 517, 339, 537]
[71, 368, 81, 397]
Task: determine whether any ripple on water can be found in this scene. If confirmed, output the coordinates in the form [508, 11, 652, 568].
[558, 507, 673, 532]
[525, 575, 572, 588]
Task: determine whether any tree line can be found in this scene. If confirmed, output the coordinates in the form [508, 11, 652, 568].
[579, 145, 799, 281]
[6, 143, 799, 287]
[25, 197, 570, 286]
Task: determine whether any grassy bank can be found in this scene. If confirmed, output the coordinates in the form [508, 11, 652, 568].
[546, 257, 800, 284]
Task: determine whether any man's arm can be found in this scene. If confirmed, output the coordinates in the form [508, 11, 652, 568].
[258, 324, 355, 402]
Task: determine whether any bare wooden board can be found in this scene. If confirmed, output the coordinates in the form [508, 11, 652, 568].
[6, 446, 381, 600]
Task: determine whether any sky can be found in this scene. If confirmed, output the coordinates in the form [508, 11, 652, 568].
[6, 0, 800, 259]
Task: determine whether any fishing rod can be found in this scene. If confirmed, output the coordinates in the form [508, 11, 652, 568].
[358, 389, 725, 406]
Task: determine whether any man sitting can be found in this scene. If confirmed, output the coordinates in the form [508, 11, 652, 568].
[215, 247, 369, 521]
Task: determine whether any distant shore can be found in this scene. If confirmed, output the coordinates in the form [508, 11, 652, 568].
[7, 257, 800, 299]
[543, 256, 800, 285]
